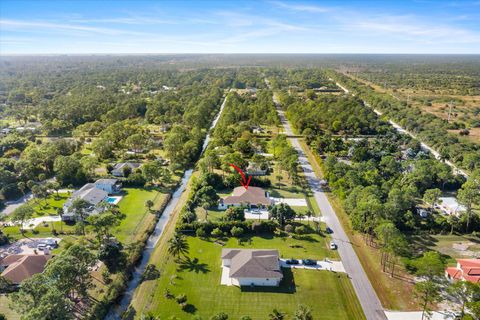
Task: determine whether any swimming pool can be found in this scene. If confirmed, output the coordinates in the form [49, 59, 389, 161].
[106, 196, 122, 205]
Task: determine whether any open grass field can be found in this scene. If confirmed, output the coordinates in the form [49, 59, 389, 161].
[135, 236, 361, 319]
[299, 139, 419, 311]
[345, 73, 480, 145]
[114, 187, 169, 244]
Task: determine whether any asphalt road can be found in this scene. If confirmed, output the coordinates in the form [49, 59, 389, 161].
[273, 96, 387, 320]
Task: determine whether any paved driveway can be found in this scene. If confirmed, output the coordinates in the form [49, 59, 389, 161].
[272, 92, 386, 320]
[280, 258, 346, 272]
[270, 197, 308, 207]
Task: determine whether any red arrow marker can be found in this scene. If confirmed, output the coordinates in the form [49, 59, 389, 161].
[229, 164, 251, 190]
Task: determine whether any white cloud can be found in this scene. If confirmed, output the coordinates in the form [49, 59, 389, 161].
[270, 1, 331, 13]
[344, 14, 480, 44]
[0, 19, 152, 36]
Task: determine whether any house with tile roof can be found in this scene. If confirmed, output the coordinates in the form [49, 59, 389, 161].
[0, 254, 52, 285]
[445, 259, 480, 283]
[221, 249, 283, 286]
[218, 186, 272, 210]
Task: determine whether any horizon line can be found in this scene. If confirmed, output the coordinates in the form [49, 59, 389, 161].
[1, 52, 480, 56]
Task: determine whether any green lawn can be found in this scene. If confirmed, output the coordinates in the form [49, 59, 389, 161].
[114, 187, 169, 244]
[29, 192, 69, 218]
[0, 295, 20, 320]
[139, 236, 362, 319]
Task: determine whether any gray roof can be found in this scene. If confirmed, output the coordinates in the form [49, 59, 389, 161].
[222, 249, 282, 279]
[95, 178, 118, 185]
[65, 183, 108, 207]
[112, 162, 141, 171]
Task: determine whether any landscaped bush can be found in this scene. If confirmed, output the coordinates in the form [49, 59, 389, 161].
[285, 224, 295, 233]
[211, 228, 223, 237]
[195, 227, 206, 238]
[177, 220, 278, 236]
[295, 225, 307, 234]
[230, 226, 244, 237]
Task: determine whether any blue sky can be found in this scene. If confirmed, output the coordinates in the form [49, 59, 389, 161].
[1, 0, 480, 54]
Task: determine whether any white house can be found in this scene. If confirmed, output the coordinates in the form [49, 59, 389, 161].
[221, 249, 283, 287]
[62, 179, 121, 221]
[94, 179, 121, 194]
[438, 197, 466, 216]
[246, 162, 268, 176]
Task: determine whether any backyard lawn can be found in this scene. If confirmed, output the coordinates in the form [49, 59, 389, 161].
[113, 187, 169, 244]
[136, 236, 362, 319]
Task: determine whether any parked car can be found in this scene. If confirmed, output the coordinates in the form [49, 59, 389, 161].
[326, 227, 333, 234]
[37, 243, 47, 251]
[330, 241, 337, 250]
[302, 259, 317, 266]
[285, 259, 299, 265]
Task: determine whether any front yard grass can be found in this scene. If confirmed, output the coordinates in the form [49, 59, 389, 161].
[137, 236, 362, 319]
[29, 192, 70, 217]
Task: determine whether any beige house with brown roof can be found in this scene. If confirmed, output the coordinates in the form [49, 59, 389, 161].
[0, 254, 52, 285]
[218, 186, 272, 210]
[221, 249, 283, 287]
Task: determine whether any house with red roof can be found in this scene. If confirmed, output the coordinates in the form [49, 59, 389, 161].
[445, 258, 480, 283]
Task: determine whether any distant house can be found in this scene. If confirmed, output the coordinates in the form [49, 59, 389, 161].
[246, 162, 268, 176]
[111, 162, 141, 177]
[221, 249, 283, 287]
[438, 197, 466, 216]
[0, 254, 52, 285]
[218, 186, 272, 210]
[445, 259, 480, 283]
[62, 179, 121, 221]
[416, 208, 429, 218]
[0, 128, 12, 136]
[251, 126, 264, 134]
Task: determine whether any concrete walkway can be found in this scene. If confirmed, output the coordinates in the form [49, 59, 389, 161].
[269, 85, 386, 320]
[21, 215, 61, 230]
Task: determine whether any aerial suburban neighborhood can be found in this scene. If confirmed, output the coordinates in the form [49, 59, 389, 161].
[0, 1, 480, 320]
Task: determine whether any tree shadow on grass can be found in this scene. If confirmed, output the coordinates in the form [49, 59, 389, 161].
[177, 257, 210, 274]
[182, 304, 197, 314]
[291, 235, 319, 243]
[240, 268, 296, 294]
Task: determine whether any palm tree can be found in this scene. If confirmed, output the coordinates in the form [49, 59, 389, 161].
[57, 208, 64, 233]
[294, 305, 313, 320]
[168, 233, 189, 261]
[269, 309, 285, 320]
[306, 210, 313, 226]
